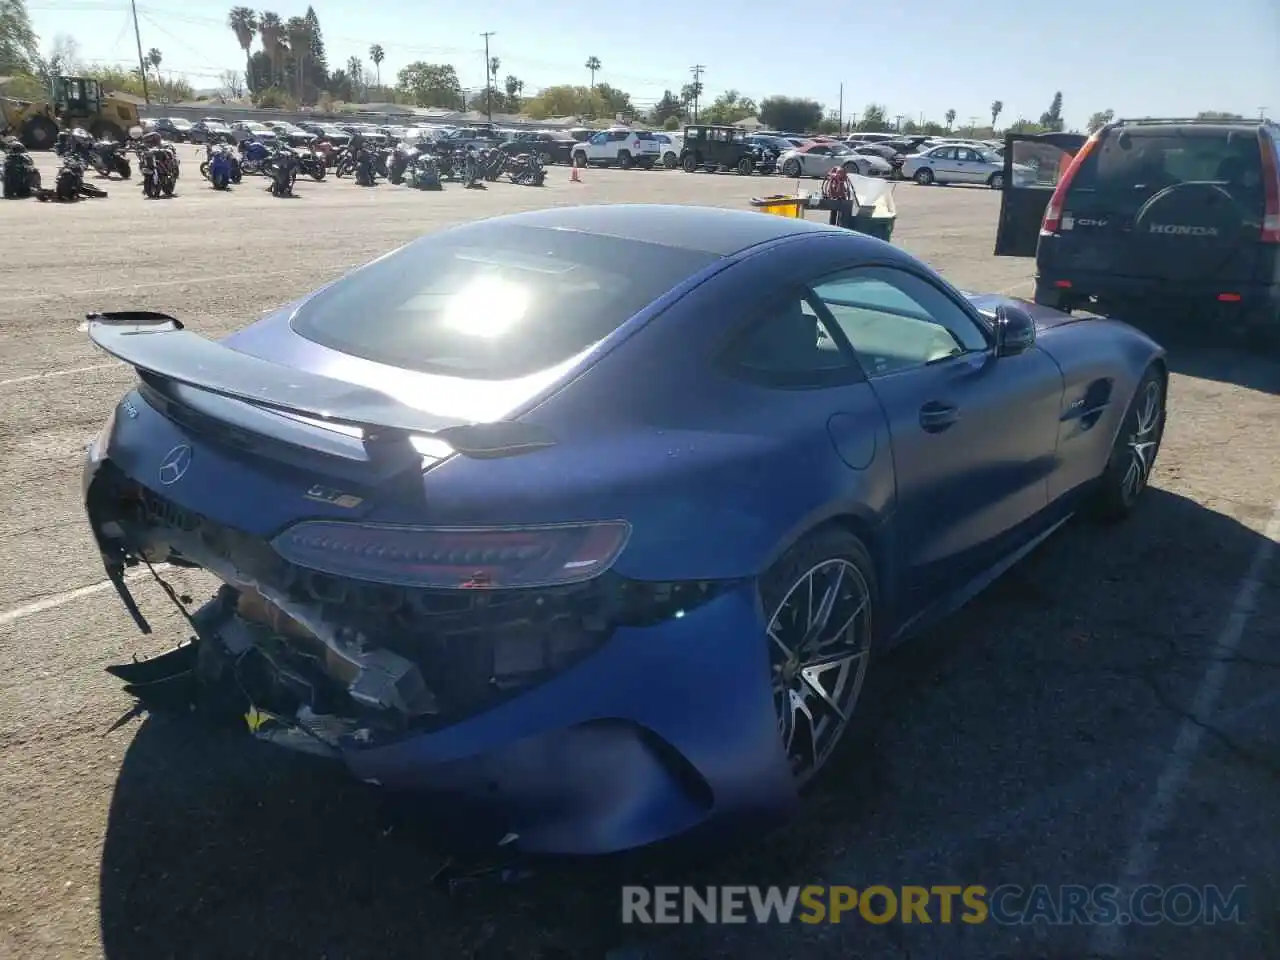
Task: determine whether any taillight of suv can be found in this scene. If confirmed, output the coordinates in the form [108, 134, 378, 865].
[1040, 129, 1104, 236]
[1259, 127, 1280, 243]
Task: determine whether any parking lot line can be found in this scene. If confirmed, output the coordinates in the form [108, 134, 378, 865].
[0, 362, 122, 388]
[1091, 498, 1280, 956]
[0, 567, 159, 628]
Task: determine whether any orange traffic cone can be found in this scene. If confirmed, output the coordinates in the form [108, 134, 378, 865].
[570, 165, 582, 183]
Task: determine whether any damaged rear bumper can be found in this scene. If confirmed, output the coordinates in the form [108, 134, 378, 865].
[83, 452, 797, 855]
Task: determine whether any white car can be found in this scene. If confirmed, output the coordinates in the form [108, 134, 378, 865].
[777, 142, 894, 178]
[899, 144, 1032, 188]
[571, 128, 661, 169]
[653, 132, 683, 168]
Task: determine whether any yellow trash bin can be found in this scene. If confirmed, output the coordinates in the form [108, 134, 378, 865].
[748, 195, 807, 219]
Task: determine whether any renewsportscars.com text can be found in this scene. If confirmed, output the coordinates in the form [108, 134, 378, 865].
[621, 884, 1247, 926]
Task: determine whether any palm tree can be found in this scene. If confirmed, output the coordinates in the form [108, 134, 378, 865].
[285, 16, 310, 102]
[990, 99, 1003, 129]
[368, 43, 384, 89]
[227, 7, 257, 80]
[585, 55, 600, 88]
[258, 11, 283, 87]
[944, 108, 956, 130]
[146, 48, 162, 82]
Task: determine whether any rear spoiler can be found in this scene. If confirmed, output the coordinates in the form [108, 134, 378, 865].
[85, 312, 556, 459]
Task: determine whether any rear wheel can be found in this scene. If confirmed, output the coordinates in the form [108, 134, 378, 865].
[761, 527, 876, 787]
[781, 158, 801, 178]
[843, 160, 861, 177]
[663, 151, 678, 169]
[988, 172, 1004, 189]
[618, 151, 634, 170]
[1090, 366, 1166, 522]
[681, 153, 697, 173]
[21, 116, 58, 151]
[914, 167, 934, 185]
[736, 156, 754, 175]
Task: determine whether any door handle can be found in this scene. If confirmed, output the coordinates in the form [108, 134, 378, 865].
[919, 402, 959, 432]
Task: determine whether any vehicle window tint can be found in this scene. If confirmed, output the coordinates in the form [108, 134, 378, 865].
[931, 147, 956, 160]
[1068, 129, 1263, 213]
[720, 295, 859, 387]
[292, 225, 719, 381]
[957, 148, 981, 162]
[811, 267, 989, 378]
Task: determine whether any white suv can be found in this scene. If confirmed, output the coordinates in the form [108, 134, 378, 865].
[571, 128, 661, 169]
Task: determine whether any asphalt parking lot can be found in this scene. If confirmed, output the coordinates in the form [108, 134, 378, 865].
[1, 150, 1278, 960]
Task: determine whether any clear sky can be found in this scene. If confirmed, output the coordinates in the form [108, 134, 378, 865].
[27, 0, 1280, 129]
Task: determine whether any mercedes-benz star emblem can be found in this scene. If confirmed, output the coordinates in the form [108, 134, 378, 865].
[158, 444, 193, 485]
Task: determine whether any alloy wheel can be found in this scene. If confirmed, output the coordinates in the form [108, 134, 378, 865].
[767, 558, 872, 784]
[1122, 379, 1162, 502]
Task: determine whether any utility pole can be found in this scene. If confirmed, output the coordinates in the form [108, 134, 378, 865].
[481, 31, 495, 121]
[689, 64, 705, 122]
[837, 83, 843, 132]
[968, 115, 979, 135]
[130, 0, 150, 104]
[1260, 106, 1269, 120]
[893, 114, 903, 132]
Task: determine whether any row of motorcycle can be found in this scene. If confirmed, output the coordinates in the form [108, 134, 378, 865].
[200, 136, 548, 195]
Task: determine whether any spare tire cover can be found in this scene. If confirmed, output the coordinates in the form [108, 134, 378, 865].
[1130, 182, 1245, 281]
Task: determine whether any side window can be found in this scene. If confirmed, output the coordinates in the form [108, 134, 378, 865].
[719, 294, 861, 388]
[932, 147, 956, 160]
[957, 148, 979, 162]
[810, 267, 990, 378]
[590, 133, 606, 145]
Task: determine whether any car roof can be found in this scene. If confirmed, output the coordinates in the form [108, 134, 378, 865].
[465, 204, 851, 256]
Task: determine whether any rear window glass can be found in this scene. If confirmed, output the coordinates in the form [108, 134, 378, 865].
[1068, 128, 1263, 213]
[635, 132, 655, 140]
[292, 225, 718, 380]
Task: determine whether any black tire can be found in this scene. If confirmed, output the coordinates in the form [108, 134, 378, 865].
[736, 156, 754, 176]
[310, 164, 326, 181]
[681, 153, 697, 173]
[1089, 365, 1166, 522]
[781, 158, 801, 178]
[759, 526, 877, 787]
[211, 171, 229, 190]
[988, 172, 1004, 190]
[914, 167, 934, 185]
[638, 159, 654, 170]
[663, 151, 678, 169]
[21, 116, 59, 151]
[161, 175, 175, 198]
[116, 158, 131, 180]
[618, 151, 633, 170]
[199, 161, 211, 181]
[843, 160, 861, 177]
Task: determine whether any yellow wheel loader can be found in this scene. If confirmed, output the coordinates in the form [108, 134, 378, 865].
[1, 76, 141, 150]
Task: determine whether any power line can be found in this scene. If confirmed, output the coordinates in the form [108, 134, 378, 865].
[129, 0, 149, 103]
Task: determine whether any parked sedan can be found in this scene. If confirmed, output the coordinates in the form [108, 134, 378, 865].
[188, 119, 235, 144]
[264, 121, 316, 147]
[502, 130, 577, 165]
[83, 205, 1166, 856]
[778, 142, 893, 178]
[229, 121, 279, 146]
[142, 117, 193, 142]
[901, 144, 1032, 188]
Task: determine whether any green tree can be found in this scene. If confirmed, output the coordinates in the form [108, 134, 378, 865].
[284, 16, 310, 103]
[944, 108, 956, 130]
[303, 6, 327, 92]
[346, 55, 363, 100]
[585, 55, 600, 88]
[663, 115, 680, 131]
[1039, 91, 1064, 131]
[1196, 110, 1243, 119]
[396, 61, 461, 108]
[702, 89, 757, 125]
[857, 103, 890, 132]
[759, 95, 822, 132]
[679, 81, 702, 117]
[85, 64, 193, 103]
[258, 11, 283, 87]
[0, 0, 40, 75]
[990, 99, 1003, 129]
[1006, 117, 1046, 135]
[146, 48, 162, 82]
[1086, 108, 1114, 133]
[245, 49, 272, 95]
[650, 89, 682, 124]
[368, 43, 384, 87]
[35, 33, 79, 86]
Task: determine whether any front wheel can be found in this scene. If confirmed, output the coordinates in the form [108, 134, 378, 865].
[761, 527, 877, 788]
[736, 157, 754, 176]
[1089, 366, 1166, 522]
[781, 158, 801, 178]
[618, 151, 634, 170]
[681, 154, 697, 173]
[914, 167, 934, 185]
[309, 163, 326, 181]
[663, 151, 678, 169]
[988, 172, 1004, 190]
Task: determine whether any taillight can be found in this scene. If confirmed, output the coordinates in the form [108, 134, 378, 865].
[1041, 130, 1103, 235]
[1258, 129, 1280, 243]
[272, 520, 631, 590]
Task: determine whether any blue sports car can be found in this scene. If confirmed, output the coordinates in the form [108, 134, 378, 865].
[83, 205, 1167, 856]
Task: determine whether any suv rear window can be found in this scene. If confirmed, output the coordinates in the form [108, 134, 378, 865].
[1067, 127, 1264, 214]
[292, 225, 718, 380]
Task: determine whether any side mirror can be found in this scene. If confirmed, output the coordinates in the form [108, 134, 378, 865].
[992, 303, 1037, 357]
